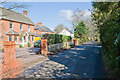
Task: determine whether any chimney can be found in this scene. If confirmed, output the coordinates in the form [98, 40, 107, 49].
[37, 22, 42, 26]
[23, 10, 28, 16]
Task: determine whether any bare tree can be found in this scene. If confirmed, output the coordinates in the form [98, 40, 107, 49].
[54, 24, 69, 34]
[0, 0, 28, 45]
[71, 9, 99, 40]
[0, 0, 28, 10]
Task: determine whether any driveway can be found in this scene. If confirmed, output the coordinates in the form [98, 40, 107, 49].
[16, 47, 48, 70]
[19, 41, 106, 78]
[16, 47, 40, 57]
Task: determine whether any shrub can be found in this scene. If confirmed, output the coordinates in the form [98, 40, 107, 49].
[42, 34, 72, 45]
[19, 44, 23, 48]
[92, 2, 120, 77]
[28, 42, 31, 47]
[82, 38, 88, 42]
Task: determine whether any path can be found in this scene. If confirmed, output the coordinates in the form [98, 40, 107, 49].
[19, 41, 106, 78]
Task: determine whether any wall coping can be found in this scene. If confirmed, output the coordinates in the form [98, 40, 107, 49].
[4, 41, 16, 46]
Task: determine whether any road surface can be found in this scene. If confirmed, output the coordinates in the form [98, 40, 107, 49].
[19, 41, 106, 78]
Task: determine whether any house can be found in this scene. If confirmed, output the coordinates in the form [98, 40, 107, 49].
[0, 7, 35, 48]
[59, 28, 74, 38]
[34, 22, 54, 41]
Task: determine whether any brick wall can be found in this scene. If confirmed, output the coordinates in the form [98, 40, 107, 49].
[0, 19, 35, 48]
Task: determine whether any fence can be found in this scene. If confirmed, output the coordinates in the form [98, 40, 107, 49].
[41, 39, 80, 55]
[0, 41, 23, 78]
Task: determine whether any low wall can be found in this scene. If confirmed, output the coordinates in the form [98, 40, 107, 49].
[47, 41, 74, 52]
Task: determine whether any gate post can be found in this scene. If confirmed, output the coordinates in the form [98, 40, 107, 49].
[41, 39, 48, 56]
[72, 39, 79, 46]
[3, 41, 16, 66]
[0, 50, 2, 79]
[2, 41, 17, 78]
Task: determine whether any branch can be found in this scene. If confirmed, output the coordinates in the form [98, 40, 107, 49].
[0, 1, 6, 5]
[7, 4, 26, 10]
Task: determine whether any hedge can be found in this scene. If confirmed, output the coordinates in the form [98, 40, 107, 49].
[42, 34, 72, 45]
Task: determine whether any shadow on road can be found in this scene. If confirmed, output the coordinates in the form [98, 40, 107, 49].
[47, 41, 106, 78]
[28, 47, 40, 53]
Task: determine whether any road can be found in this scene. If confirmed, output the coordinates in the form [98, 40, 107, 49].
[19, 41, 106, 78]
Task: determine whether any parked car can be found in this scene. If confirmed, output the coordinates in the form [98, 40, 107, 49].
[34, 40, 41, 48]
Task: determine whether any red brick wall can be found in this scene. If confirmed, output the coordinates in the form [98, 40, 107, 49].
[41, 39, 47, 56]
[34, 29, 42, 35]
[0, 19, 35, 48]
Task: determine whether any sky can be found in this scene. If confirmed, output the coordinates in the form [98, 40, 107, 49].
[16, 2, 93, 31]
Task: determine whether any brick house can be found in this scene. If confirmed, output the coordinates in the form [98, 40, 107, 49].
[0, 7, 35, 48]
[34, 22, 54, 37]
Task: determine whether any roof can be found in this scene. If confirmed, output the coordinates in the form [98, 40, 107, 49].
[43, 26, 53, 32]
[28, 32, 35, 36]
[66, 29, 73, 34]
[0, 7, 34, 25]
[59, 28, 73, 34]
[21, 30, 35, 36]
[6, 29, 19, 35]
[35, 24, 54, 32]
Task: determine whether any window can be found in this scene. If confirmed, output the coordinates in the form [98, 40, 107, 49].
[28, 25, 30, 32]
[35, 31, 37, 34]
[28, 36, 30, 40]
[8, 36, 12, 41]
[24, 36, 26, 43]
[15, 36, 18, 43]
[32, 36, 34, 41]
[20, 24, 22, 30]
[10, 22, 13, 29]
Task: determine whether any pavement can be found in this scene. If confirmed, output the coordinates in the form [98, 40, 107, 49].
[18, 41, 106, 78]
[0, 47, 48, 71]
[15, 47, 48, 70]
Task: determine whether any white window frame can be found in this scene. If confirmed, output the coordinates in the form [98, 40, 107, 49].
[20, 24, 22, 31]
[15, 36, 18, 44]
[32, 36, 34, 42]
[8, 36, 12, 41]
[28, 25, 30, 32]
[10, 22, 13, 29]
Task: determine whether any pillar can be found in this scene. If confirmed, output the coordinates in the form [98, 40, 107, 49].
[41, 39, 47, 56]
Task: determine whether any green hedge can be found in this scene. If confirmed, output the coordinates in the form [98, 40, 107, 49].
[92, 2, 120, 77]
[42, 34, 72, 45]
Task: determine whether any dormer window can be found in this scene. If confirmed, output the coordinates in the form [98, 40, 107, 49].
[20, 24, 22, 30]
[10, 22, 13, 29]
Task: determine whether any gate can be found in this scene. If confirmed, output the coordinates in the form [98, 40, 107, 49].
[0, 41, 23, 78]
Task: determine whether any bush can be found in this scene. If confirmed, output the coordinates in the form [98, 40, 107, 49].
[42, 34, 72, 45]
[19, 44, 23, 48]
[92, 2, 120, 77]
[28, 42, 31, 47]
[81, 38, 88, 42]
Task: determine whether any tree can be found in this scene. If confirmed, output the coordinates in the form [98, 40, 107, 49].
[71, 9, 98, 41]
[54, 24, 69, 34]
[91, 2, 120, 77]
[0, 0, 27, 10]
[74, 21, 88, 40]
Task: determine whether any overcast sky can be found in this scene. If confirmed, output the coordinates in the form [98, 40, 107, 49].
[11, 2, 92, 31]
